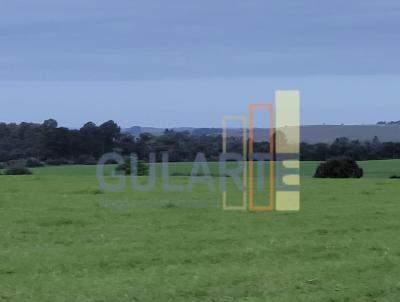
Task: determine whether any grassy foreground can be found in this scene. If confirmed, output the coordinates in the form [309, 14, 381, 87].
[0, 161, 400, 301]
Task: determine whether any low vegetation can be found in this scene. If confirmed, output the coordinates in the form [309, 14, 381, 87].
[116, 158, 149, 175]
[3, 159, 32, 175]
[314, 157, 364, 178]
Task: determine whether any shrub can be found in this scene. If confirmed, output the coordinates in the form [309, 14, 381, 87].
[4, 160, 32, 175]
[314, 157, 363, 178]
[26, 157, 44, 167]
[116, 158, 149, 176]
[389, 174, 400, 179]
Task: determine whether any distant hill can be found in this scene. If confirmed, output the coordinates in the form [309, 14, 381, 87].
[124, 126, 212, 136]
[299, 125, 400, 143]
[123, 125, 400, 143]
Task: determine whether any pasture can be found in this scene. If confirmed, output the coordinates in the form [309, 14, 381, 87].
[0, 160, 400, 301]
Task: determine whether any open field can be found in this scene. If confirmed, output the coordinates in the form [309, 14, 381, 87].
[1, 161, 400, 301]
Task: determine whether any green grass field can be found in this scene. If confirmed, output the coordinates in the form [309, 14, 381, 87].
[1, 160, 400, 301]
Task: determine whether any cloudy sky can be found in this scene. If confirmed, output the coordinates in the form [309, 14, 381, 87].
[1, 0, 399, 127]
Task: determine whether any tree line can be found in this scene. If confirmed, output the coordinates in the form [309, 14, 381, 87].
[300, 137, 400, 161]
[1, 120, 400, 164]
[0, 119, 122, 164]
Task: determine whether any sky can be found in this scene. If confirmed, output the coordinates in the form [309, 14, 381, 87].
[1, 0, 399, 128]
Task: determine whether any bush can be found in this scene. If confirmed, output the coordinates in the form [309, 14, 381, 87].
[314, 157, 363, 178]
[4, 160, 32, 175]
[389, 174, 400, 179]
[116, 158, 149, 176]
[26, 157, 44, 167]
